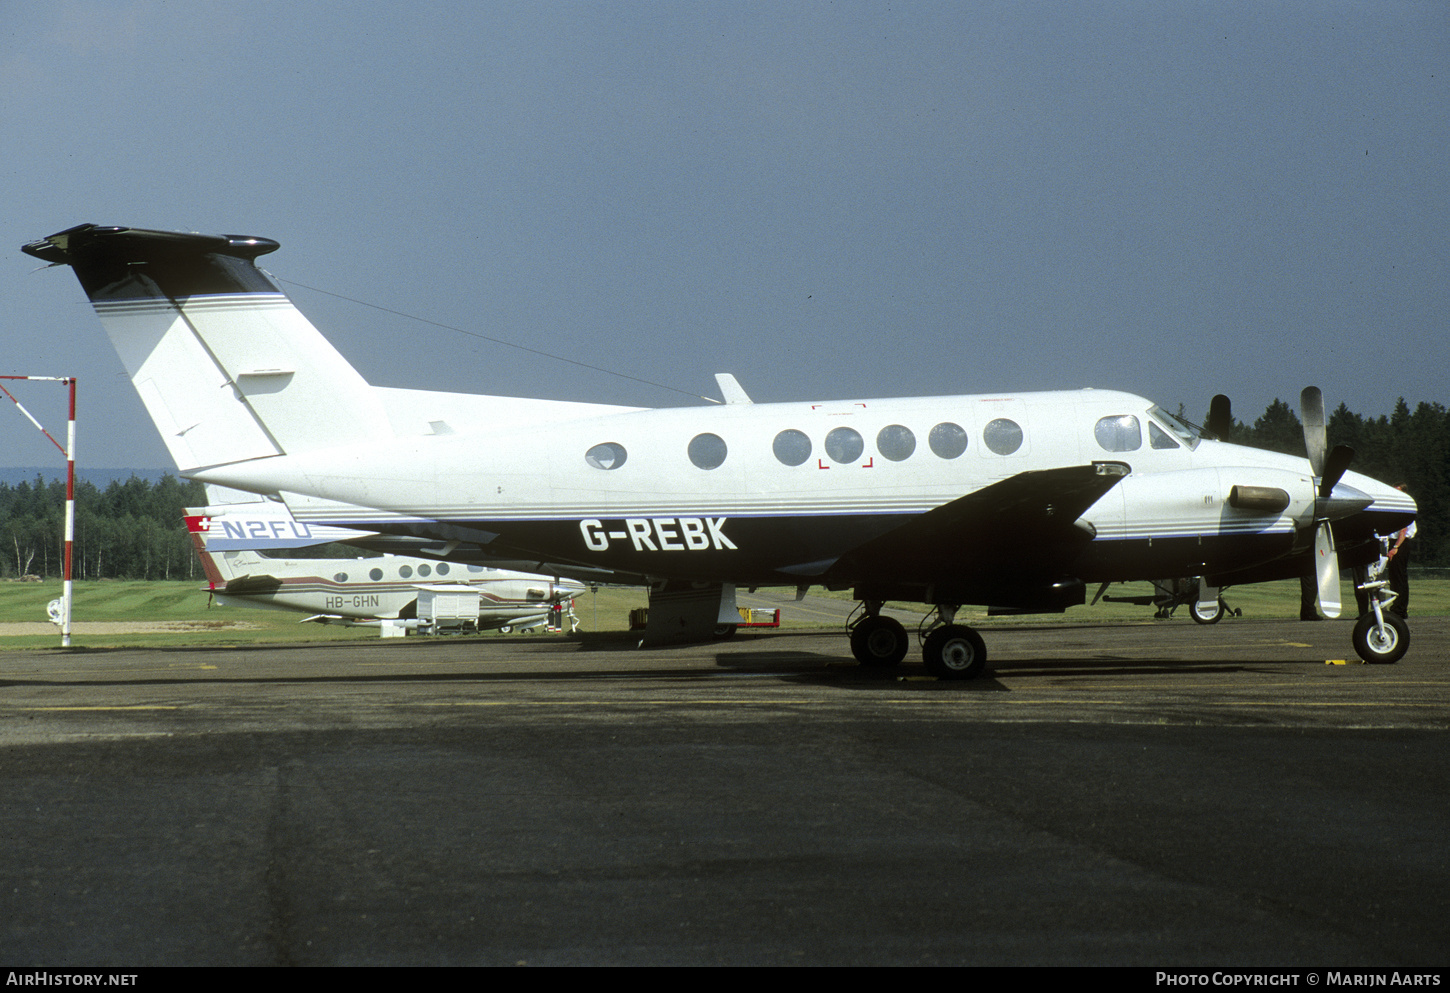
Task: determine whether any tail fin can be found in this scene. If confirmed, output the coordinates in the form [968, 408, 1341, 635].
[183, 513, 226, 589]
[24, 224, 390, 472]
[183, 511, 269, 587]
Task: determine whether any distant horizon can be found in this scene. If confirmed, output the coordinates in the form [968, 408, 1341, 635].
[0, 466, 179, 486]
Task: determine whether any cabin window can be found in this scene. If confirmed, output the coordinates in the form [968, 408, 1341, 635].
[824, 426, 864, 463]
[417, 564, 431, 577]
[369, 568, 384, 581]
[688, 432, 728, 470]
[333, 573, 348, 583]
[1094, 415, 1142, 452]
[399, 565, 413, 579]
[585, 442, 628, 470]
[436, 563, 450, 576]
[983, 418, 1023, 455]
[928, 422, 968, 459]
[1149, 421, 1180, 450]
[773, 429, 812, 466]
[876, 424, 916, 462]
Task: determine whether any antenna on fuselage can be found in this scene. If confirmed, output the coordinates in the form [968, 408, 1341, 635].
[714, 374, 752, 405]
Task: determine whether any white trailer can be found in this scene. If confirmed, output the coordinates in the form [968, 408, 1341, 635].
[415, 585, 482, 634]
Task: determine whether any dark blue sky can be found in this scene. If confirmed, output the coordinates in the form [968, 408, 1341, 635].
[4, 1, 1445, 468]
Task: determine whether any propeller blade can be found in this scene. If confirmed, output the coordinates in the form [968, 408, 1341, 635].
[1313, 522, 1342, 619]
[1320, 444, 1355, 500]
[1300, 386, 1326, 477]
[1206, 394, 1233, 441]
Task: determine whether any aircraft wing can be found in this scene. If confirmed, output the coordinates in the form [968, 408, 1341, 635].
[830, 463, 1128, 585]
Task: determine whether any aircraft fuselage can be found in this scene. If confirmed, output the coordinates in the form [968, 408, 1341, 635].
[23, 223, 1417, 663]
[189, 388, 1410, 601]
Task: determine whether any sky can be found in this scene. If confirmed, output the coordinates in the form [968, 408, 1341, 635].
[2, 1, 1446, 471]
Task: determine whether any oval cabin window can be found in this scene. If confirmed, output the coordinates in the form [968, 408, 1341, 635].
[688, 433, 728, 470]
[983, 418, 1023, 456]
[585, 442, 628, 470]
[876, 424, 916, 462]
[928, 422, 968, 459]
[773, 429, 812, 467]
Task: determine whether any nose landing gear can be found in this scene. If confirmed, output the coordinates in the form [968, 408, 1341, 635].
[1351, 579, 1409, 664]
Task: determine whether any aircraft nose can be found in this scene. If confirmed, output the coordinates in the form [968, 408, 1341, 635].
[1360, 475, 1416, 512]
[1342, 472, 1417, 534]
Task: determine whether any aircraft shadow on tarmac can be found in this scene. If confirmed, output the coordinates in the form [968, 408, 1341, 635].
[0, 627, 1330, 691]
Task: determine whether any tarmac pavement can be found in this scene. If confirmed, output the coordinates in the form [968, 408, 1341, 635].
[1, 617, 1447, 966]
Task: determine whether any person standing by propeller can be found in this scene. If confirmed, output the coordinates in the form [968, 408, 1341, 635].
[1386, 484, 1415, 617]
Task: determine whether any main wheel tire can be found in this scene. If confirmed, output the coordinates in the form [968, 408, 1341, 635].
[712, 623, 739, 640]
[850, 615, 908, 667]
[1352, 612, 1409, 664]
[1190, 599, 1226, 624]
[922, 624, 988, 680]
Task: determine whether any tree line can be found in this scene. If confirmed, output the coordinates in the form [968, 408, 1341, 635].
[0, 396, 1444, 580]
[1, 474, 206, 581]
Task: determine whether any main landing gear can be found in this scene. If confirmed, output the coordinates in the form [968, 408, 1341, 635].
[848, 602, 989, 680]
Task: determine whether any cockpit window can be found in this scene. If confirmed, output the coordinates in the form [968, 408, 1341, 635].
[1148, 406, 1201, 450]
[1148, 421, 1180, 450]
[1094, 415, 1142, 452]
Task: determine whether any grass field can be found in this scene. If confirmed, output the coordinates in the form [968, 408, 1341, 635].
[0, 574, 1443, 651]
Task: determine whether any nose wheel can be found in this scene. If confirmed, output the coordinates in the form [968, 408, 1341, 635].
[1352, 612, 1408, 663]
[1352, 580, 1410, 664]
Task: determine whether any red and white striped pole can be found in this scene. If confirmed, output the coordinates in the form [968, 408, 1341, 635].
[63, 378, 76, 647]
[0, 375, 76, 646]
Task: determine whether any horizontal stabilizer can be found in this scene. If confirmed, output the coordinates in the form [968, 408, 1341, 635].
[23, 224, 391, 470]
[185, 504, 377, 551]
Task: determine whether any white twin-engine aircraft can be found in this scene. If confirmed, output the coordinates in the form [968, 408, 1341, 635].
[24, 224, 1417, 673]
[183, 501, 586, 633]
